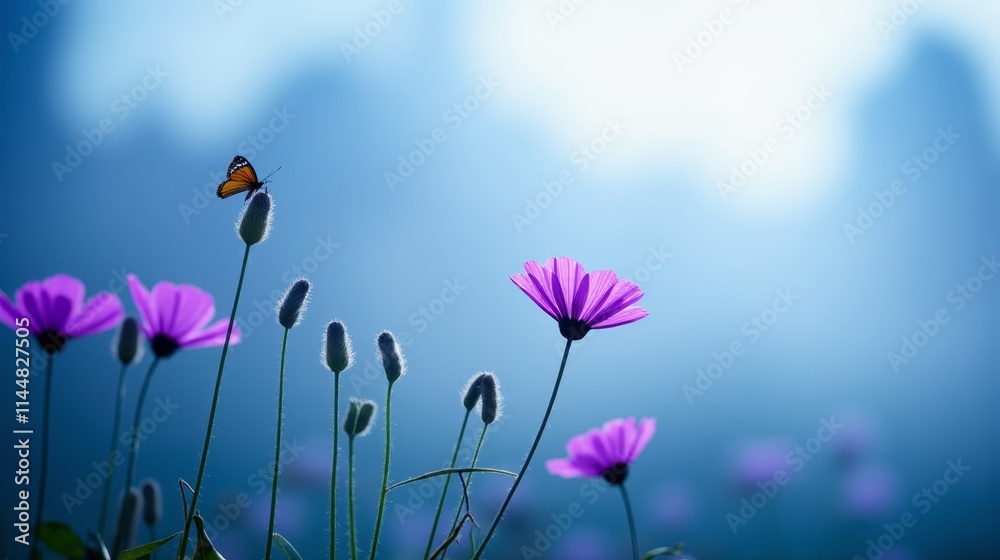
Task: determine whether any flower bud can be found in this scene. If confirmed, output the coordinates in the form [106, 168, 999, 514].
[139, 478, 162, 527]
[113, 317, 143, 365]
[193, 514, 227, 560]
[461, 373, 485, 411]
[237, 191, 273, 246]
[479, 373, 502, 424]
[276, 279, 311, 329]
[344, 398, 378, 438]
[376, 331, 405, 383]
[112, 488, 143, 558]
[322, 321, 354, 373]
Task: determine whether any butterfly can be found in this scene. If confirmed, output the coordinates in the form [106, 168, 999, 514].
[216, 155, 280, 200]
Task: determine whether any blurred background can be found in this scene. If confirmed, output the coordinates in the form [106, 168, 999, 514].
[1, 1, 998, 558]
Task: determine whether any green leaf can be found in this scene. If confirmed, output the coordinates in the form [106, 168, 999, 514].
[38, 522, 85, 560]
[640, 543, 686, 560]
[386, 467, 517, 491]
[273, 533, 303, 560]
[116, 531, 181, 560]
[193, 515, 226, 560]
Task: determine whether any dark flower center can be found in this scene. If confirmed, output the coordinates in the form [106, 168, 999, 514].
[150, 334, 180, 358]
[558, 318, 591, 341]
[37, 331, 68, 354]
[601, 461, 629, 485]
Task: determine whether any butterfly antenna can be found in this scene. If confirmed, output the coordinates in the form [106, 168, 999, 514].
[262, 166, 282, 183]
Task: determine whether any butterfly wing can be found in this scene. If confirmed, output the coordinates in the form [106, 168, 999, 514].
[216, 155, 264, 199]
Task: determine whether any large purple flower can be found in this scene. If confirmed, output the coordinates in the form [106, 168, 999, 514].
[546, 417, 656, 485]
[511, 257, 648, 340]
[127, 274, 240, 358]
[0, 274, 123, 353]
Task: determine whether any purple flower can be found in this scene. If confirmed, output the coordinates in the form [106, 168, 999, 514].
[546, 417, 656, 485]
[511, 257, 648, 340]
[127, 274, 240, 358]
[0, 274, 123, 353]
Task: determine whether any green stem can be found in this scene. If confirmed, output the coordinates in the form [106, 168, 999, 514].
[619, 483, 639, 560]
[368, 382, 394, 560]
[28, 356, 54, 560]
[472, 338, 573, 559]
[123, 358, 161, 495]
[348, 436, 357, 560]
[422, 410, 471, 560]
[264, 328, 290, 560]
[98, 363, 129, 536]
[177, 242, 251, 560]
[331, 371, 341, 560]
[443, 423, 487, 557]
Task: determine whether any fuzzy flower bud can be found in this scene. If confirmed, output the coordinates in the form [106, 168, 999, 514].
[322, 321, 354, 373]
[276, 278, 311, 329]
[237, 191, 272, 246]
[112, 488, 143, 557]
[139, 478, 162, 527]
[461, 373, 486, 411]
[344, 398, 378, 438]
[478, 373, 502, 424]
[376, 330, 406, 383]
[113, 316, 143, 365]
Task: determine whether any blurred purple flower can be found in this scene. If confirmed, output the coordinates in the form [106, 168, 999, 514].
[127, 274, 240, 358]
[554, 530, 615, 560]
[840, 463, 900, 519]
[648, 481, 699, 530]
[0, 274, 123, 353]
[511, 256, 648, 340]
[546, 418, 656, 484]
[731, 439, 793, 490]
[832, 409, 880, 469]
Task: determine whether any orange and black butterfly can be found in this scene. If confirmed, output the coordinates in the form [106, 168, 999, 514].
[216, 155, 279, 201]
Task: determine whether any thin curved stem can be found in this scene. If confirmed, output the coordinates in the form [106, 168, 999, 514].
[472, 338, 573, 559]
[619, 483, 639, 560]
[348, 436, 357, 560]
[443, 422, 488, 557]
[123, 358, 162, 495]
[265, 328, 290, 560]
[368, 382, 394, 560]
[28, 356, 55, 560]
[331, 371, 341, 560]
[99, 363, 129, 536]
[177, 242, 251, 560]
[422, 410, 471, 560]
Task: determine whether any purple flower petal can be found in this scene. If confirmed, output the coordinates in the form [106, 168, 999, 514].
[592, 306, 649, 329]
[627, 418, 656, 462]
[545, 458, 591, 479]
[17, 282, 47, 333]
[164, 285, 215, 340]
[511, 273, 558, 321]
[42, 274, 85, 315]
[523, 260, 561, 319]
[178, 318, 240, 349]
[577, 270, 620, 323]
[546, 257, 586, 319]
[588, 280, 643, 326]
[66, 292, 124, 337]
[127, 274, 158, 337]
